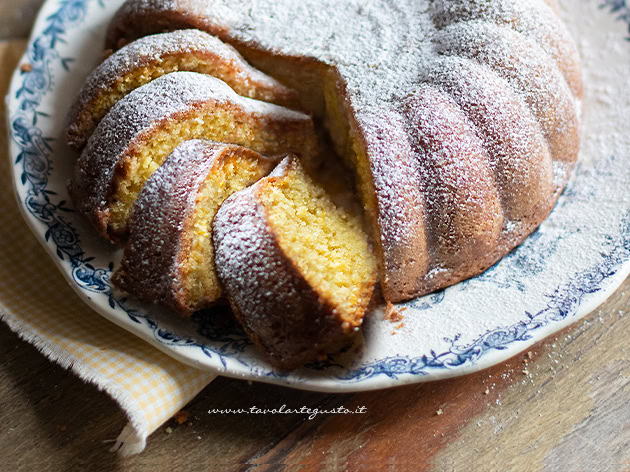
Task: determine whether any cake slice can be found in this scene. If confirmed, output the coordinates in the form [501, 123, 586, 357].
[65, 29, 299, 152]
[213, 156, 377, 369]
[112, 140, 281, 316]
[70, 71, 318, 242]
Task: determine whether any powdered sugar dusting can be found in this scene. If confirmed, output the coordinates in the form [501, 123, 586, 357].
[81, 28, 283, 105]
[117, 0, 583, 113]
[113, 141, 224, 309]
[433, 20, 580, 163]
[113, 140, 279, 314]
[213, 160, 294, 327]
[403, 85, 503, 263]
[71, 71, 310, 233]
[429, 0, 583, 98]
[66, 28, 295, 149]
[418, 56, 558, 219]
[212, 157, 351, 368]
[106, 0, 583, 300]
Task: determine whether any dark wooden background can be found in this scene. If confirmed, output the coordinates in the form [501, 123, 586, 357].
[2, 2, 630, 471]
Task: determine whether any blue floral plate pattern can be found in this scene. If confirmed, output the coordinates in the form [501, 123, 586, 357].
[6, 0, 630, 392]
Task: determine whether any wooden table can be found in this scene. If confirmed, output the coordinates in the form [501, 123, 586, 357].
[2, 3, 630, 471]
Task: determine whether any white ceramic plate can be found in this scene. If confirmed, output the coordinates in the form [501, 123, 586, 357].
[6, 0, 630, 392]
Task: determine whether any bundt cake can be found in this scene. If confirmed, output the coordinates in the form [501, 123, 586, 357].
[70, 71, 318, 242]
[112, 141, 282, 316]
[65, 29, 299, 152]
[213, 156, 378, 369]
[99, 0, 583, 304]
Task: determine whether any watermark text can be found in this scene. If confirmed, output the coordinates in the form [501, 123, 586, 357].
[208, 404, 367, 420]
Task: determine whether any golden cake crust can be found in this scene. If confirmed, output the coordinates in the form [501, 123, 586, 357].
[65, 29, 299, 152]
[112, 140, 281, 316]
[70, 71, 317, 242]
[213, 157, 377, 369]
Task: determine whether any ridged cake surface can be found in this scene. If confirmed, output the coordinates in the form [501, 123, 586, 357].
[104, 0, 582, 302]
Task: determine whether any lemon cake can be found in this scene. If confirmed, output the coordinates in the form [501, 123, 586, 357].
[70, 71, 318, 242]
[112, 140, 282, 315]
[101, 0, 583, 303]
[213, 156, 378, 369]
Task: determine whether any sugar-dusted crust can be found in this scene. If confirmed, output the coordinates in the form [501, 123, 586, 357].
[348, 108, 431, 302]
[112, 140, 281, 316]
[104, 0, 583, 302]
[213, 157, 376, 369]
[429, 0, 583, 99]
[70, 71, 317, 242]
[65, 29, 299, 152]
[106, 0, 225, 51]
[431, 22, 580, 164]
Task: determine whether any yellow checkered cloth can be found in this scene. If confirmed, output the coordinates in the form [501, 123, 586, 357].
[0, 40, 216, 456]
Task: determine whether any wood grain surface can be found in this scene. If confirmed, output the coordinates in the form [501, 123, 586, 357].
[1, 4, 630, 470]
[0, 0, 44, 39]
